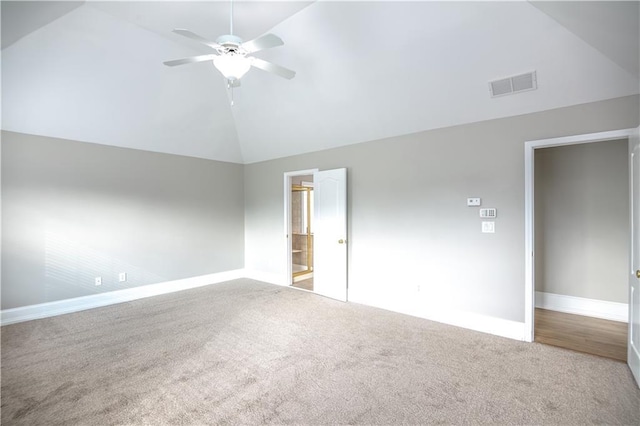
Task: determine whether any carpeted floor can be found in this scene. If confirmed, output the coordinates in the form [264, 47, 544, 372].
[1, 279, 639, 425]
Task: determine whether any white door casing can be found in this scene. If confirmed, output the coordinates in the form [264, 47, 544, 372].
[628, 126, 640, 387]
[313, 168, 348, 301]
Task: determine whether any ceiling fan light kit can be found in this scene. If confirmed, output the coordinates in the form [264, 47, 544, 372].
[213, 54, 251, 81]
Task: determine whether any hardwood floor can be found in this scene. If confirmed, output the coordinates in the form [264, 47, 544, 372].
[291, 278, 313, 291]
[535, 308, 628, 362]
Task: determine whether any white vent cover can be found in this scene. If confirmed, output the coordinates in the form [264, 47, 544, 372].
[489, 71, 537, 97]
[479, 208, 497, 218]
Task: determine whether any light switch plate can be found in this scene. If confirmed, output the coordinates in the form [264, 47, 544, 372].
[467, 197, 481, 206]
[118, 272, 127, 282]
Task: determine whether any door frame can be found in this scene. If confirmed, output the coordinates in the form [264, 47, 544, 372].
[284, 169, 318, 286]
[524, 128, 636, 342]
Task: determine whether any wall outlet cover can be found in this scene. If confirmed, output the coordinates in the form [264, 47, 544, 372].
[482, 221, 495, 233]
[467, 197, 481, 206]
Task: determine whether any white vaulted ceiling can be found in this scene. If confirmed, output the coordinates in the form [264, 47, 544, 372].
[2, 1, 639, 164]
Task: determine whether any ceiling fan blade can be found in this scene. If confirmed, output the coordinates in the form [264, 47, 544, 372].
[172, 29, 220, 49]
[251, 58, 296, 79]
[242, 33, 284, 54]
[163, 54, 217, 67]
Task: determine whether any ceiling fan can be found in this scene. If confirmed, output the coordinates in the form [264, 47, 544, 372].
[163, 0, 295, 87]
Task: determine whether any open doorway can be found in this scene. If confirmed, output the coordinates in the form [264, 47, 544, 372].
[533, 139, 629, 361]
[284, 169, 318, 293]
[524, 129, 638, 360]
[291, 176, 314, 291]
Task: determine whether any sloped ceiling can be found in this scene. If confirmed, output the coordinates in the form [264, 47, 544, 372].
[2, 1, 639, 164]
[0, 0, 84, 49]
[530, 0, 639, 79]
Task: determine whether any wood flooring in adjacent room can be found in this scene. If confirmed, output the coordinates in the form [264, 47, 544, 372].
[535, 308, 628, 362]
[291, 277, 313, 291]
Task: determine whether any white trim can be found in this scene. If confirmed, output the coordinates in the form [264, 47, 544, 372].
[524, 140, 535, 342]
[630, 128, 640, 387]
[244, 269, 285, 286]
[1, 269, 245, 326]
[348, 293, 525, 341]
[293, 272, 313, 283]
[525, 129, 635, 149]
[631, 147, 636, 276]
[535, 291, 628, 323]
[418, 308, 525, 341]
[2, 268, 526, 342]
[524, 128, 635, 342]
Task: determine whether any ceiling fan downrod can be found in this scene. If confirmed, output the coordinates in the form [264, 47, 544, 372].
[229, 0, 234, 36]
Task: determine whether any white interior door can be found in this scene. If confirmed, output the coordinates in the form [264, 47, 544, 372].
[629, 126, 640, 387]
[313, 168, 347, 301]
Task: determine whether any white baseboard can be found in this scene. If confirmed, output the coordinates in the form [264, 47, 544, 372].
[418, 308, 526, 341]
[348, 293, 526, 341]
[0, 268, 529, 342]
[293, 272, 313, 283]
[1, 269, 245, 326]
[535, 291, 628, 323]
[244, 269, 286, 286]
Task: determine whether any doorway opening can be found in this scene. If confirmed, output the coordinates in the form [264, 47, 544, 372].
[533, 139, 629, 361]
[284, 169, 318, 293]
[524, 129, 637, 361]
[291, 177, 314, 291]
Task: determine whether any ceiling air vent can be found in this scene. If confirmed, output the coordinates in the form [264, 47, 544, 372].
[489, 71, 537, 98]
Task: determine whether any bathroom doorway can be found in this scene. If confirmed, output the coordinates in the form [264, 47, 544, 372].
[290, 175, 314, 291]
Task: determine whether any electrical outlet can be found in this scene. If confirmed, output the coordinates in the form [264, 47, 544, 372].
[119, 272, 127, 282]
[95, 277, 102, 286]
[467, 197, 481, 207]
[482, 221, 495, 233]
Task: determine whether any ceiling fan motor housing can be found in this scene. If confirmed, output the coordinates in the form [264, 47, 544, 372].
[216, 34, 244, 52]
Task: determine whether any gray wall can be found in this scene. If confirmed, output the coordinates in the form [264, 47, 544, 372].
[1, 131, 244, 309]
[535, 140, 629, 303]
[244, 95, 639, 323]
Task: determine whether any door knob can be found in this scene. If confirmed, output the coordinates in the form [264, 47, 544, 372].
[637, 269, 640, 279]
[338, 239, 345, 244]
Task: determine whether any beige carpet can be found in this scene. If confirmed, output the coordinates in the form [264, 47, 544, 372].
[1, 279, 639, 425]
